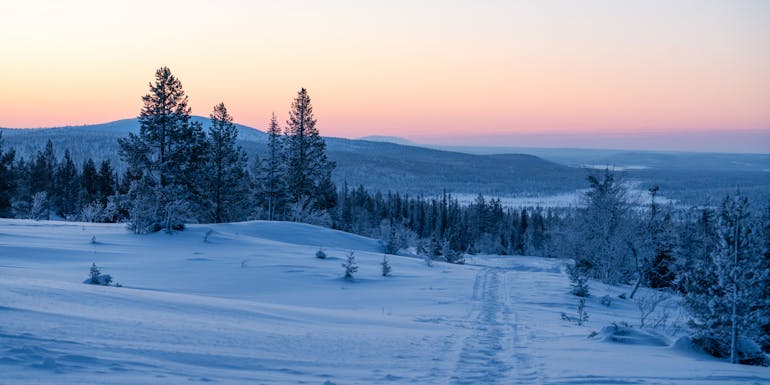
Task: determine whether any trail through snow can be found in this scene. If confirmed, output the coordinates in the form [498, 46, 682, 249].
[451, 267, 544, 385]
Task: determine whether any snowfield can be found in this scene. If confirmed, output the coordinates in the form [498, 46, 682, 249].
[0, 219, 768, 384]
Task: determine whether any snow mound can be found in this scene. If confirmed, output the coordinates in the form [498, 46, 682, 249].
[594, 324, 670, 346]
[204, 220, 381, 252]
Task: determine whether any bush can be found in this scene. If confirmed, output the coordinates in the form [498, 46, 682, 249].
[84, 263, 113, 286]
[316, 248, 327, 259]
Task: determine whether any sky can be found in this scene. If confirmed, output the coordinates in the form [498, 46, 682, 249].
[1, 0, 768, 152]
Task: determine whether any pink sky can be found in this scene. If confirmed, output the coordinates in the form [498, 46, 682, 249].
[1, 1, 768, 152]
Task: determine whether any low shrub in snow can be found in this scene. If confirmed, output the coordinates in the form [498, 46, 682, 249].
[84, 263, 113, 286]
[316, 248, 327, 259]
[561, 298, 589, 326]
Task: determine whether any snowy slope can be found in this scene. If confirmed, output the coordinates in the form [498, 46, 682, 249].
[0, 219, 768, 384]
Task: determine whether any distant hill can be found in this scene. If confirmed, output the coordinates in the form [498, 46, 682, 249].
[1, 118, 583, 196]
[357, 135, 417, 146]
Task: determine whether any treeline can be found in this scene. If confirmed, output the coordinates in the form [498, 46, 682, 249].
[333, 184, 558, 262]
[0, 138, 117, 220]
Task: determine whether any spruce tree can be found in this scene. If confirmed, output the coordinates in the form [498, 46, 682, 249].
[97, 160, 115, 205]
[29, 140, 56, 219]
[342, 251, 358, 280]
[261, 113, 288, 220]
[284, 88, 335, 209]
[686, 192, 767, 364]
[118, 67, 206, 232]
[54, 149, 80, 219]
[81, 158, 99, 205]
[206, 102, 249, 223]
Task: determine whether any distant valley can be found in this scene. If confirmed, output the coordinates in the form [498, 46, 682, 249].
[3, 119, 769, 205]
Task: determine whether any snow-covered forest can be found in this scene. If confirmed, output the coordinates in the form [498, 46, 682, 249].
[1, 67, 770, 383]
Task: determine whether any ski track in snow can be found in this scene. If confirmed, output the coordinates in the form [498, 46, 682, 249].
[451, 267, 544, 385]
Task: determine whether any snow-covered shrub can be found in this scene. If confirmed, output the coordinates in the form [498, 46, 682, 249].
[594, 322, 670, 346]
[379, 219, 415, 255]
[600, 295, 613, 307]
[30, 191, 48, 220]
[342, 251, 358, 280]
[80, 202, 104, 222]
[635, 291, 668, 328]
[289, 196, 331, 227]
[442, 240, 465, 264]
[381, 255, 392, 277]
[84, 263, 112, 286]
[316, 248, 327, 259]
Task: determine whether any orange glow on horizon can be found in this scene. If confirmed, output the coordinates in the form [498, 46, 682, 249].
[0, 0, 768, 148]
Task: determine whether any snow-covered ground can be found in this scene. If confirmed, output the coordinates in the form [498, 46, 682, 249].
[454, 186, 675, 209]
[1, 219, 768, 384]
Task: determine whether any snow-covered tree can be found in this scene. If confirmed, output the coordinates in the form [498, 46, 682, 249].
[569, 168, 636, 284]
[685, 192, 768, 364]
[760, 201, 770, 353]
[260, 113, 288, 220]
[85, 262, 112, 286]
[206, 102, 249, 223]
[29, 191, 48, 220]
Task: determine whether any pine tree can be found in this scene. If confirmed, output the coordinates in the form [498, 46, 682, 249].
[29, 140, 56, 219]
[261, 113, 288, 220]
[81, 158, 99, 205]
[284, 88, 335, 209]
[54, 149, 80, 219]
[0, 132, 16, 217]
[206, 102, 249, 223]
[118, 67, 207, 232]
[97, 160, 115, 205]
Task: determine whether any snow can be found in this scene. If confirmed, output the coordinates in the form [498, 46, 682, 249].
[453, 187, 675, 209]
[0, 219, 768, 384]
